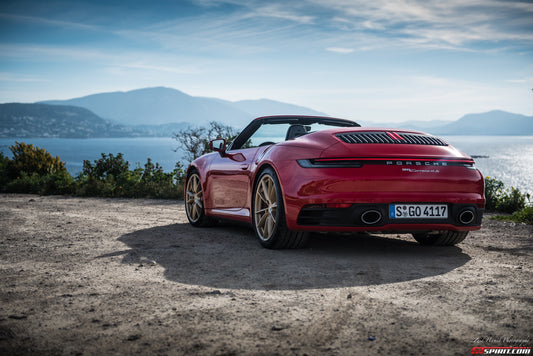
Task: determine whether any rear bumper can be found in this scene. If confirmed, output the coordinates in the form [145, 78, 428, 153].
[296, 202, 483, 232]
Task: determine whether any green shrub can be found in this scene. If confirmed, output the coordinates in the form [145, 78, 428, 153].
[4, 171, 74, 195]
[40, 172, 74, 195]
[77, 153, 130, 197]
[484, 177, 528, 213]
[493, 206, 533, 225]
[1, 142, 73, 194]
[76, 154, 184, 199]
[8, 141, 67, 178]
[0, 152, 10, 190]
[4, 172, 37, 193]
[511, 207, 533, 224]
[82, 153, 129, 180]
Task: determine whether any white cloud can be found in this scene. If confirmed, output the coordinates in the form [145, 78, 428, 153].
[247, 4, 315, 24]
[360, 20, 385, 30]
[326, 47, 354, 54]
[505, 77, 533, 84]
[309, 0, 533, 49]
[190, 0, 315, 23]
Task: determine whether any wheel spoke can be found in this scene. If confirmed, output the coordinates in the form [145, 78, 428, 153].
[268, 181, 275, 203]
[261, 180, 271, 204]
[255, 207, 269, 214]
[266, 215, 274, 237]
[261, 216, 268, 236]
[257, 211, 268, 229]
[195, 199, 203, 210]
[191, 204, 198, 220]
[192, 176, 199, 193]
[256, 189, 263, 203]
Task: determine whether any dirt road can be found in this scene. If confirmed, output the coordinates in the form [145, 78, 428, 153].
[0, 194, 531, 355]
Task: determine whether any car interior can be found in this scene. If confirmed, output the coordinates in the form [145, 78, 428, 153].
[285, 124, 310, 140]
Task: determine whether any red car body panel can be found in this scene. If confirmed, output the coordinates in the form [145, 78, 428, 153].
[187, 117, 485, 234]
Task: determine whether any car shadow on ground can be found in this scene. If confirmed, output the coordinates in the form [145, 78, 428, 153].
[112, 222, 471, 290]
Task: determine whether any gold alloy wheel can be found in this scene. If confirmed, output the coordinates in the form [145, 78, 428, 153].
[185, 173, 203, 223]
[254, 174, 278, 241]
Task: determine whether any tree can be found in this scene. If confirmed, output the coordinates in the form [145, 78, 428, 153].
[174, 121, 238, 162]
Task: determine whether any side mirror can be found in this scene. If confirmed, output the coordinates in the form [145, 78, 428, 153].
[209, 138, 226, 155]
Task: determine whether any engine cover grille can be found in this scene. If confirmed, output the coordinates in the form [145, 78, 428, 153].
[336, 132, 448, 146]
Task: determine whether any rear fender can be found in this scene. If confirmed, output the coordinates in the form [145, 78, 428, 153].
[250, 146, 323, 223]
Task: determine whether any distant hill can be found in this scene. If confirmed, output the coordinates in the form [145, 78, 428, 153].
[40, 87, 326, 128]
[430, 110, 533, 135]
[364, 111, 533, 136]
[0, 103, 142, 138]
[41, 87, 250, 127]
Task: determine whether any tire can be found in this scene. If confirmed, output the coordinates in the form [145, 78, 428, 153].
[412, 231, 468, 246]
[252, 168, 308, 249]
[185, 170, 215, 227]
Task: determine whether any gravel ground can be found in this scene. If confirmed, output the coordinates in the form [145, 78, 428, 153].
[0, 194, 531, 355]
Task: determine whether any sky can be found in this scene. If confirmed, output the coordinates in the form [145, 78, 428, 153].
[0, 0, 532, 123]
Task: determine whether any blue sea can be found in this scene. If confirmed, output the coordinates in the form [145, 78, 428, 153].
[1, 136, 532, 196]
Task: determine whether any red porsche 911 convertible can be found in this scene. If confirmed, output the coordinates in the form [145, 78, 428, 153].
[185, 115, 484, 249]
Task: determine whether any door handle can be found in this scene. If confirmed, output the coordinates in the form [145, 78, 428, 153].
[240, 164, 249, 170]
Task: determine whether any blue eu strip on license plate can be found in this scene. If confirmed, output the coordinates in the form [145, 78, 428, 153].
[390, 204, 448, 219]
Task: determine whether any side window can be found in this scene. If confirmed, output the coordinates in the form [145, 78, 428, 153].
[247, 124, 291, 148]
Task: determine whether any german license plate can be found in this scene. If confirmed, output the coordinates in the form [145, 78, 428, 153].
[389, 204, 448, 219]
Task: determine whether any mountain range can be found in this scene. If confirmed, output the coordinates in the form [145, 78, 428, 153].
[41, 87, 326, 128]
[0, 86, 531, 138]
[363, 110, 533, 136]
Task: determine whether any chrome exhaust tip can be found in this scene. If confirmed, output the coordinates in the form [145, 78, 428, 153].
[459, 209, 475, 225]
[361, 210, 382, 225]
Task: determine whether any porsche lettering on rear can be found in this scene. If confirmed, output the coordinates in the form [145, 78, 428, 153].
[185, 115, 485, 249]
[389, 161, 447, 166]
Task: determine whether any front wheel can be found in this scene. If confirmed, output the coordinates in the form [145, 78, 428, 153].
[412, 231, 468, 246]
[185, 170, 215, 227]
[252, 168, 308, 249]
